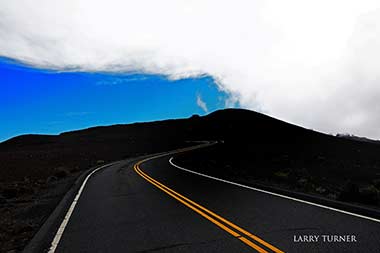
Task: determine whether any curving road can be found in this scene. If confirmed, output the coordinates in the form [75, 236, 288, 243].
[47, 145, 380, 253]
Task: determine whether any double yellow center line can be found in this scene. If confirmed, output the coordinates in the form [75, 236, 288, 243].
[134, 152, 284, 253]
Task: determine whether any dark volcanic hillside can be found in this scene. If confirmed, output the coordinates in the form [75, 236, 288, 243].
[1, 108, 380, 251]
[0, 108, 309, 181]
[196, 109, 380, 183]
[178, 109, 380, 207]
[0, 119, 191, 182]
[2, 108, 380, 191]
[2, 108, 380, 188]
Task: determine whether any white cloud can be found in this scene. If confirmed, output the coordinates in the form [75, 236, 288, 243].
[196, 94, 208, 113]
[96, 76, 149, 86]
[1, 1, 380, 138]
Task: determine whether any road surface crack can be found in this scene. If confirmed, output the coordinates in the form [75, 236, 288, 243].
[137, 243, 189, 252]
[137, 238, 231, 252]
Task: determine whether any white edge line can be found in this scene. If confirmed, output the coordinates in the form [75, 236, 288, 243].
[169, 157, 380, 223]
[48, 162, 117, 253]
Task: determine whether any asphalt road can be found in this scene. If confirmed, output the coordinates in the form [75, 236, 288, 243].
[50, 146, 380, 252]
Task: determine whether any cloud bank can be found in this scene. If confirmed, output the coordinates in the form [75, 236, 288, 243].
[1, 0, 380, 138]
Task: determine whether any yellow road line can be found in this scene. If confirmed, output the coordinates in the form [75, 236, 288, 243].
[136, 163, 283, 253]
[136, 162, 284, 253]
[134, 156, 285, 253]
[134, 165, 268, 253]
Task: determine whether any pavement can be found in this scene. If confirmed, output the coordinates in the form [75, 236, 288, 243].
[39, 145, 380, 253]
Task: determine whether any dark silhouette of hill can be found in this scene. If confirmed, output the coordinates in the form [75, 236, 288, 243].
[2, 108, 380, 185]
[0, 120, 188, 182]
[178, 109, 380, 207]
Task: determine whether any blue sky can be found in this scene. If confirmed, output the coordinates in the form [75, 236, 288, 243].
[0, 59, 231, 142]
[2, 1, 380, 139]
